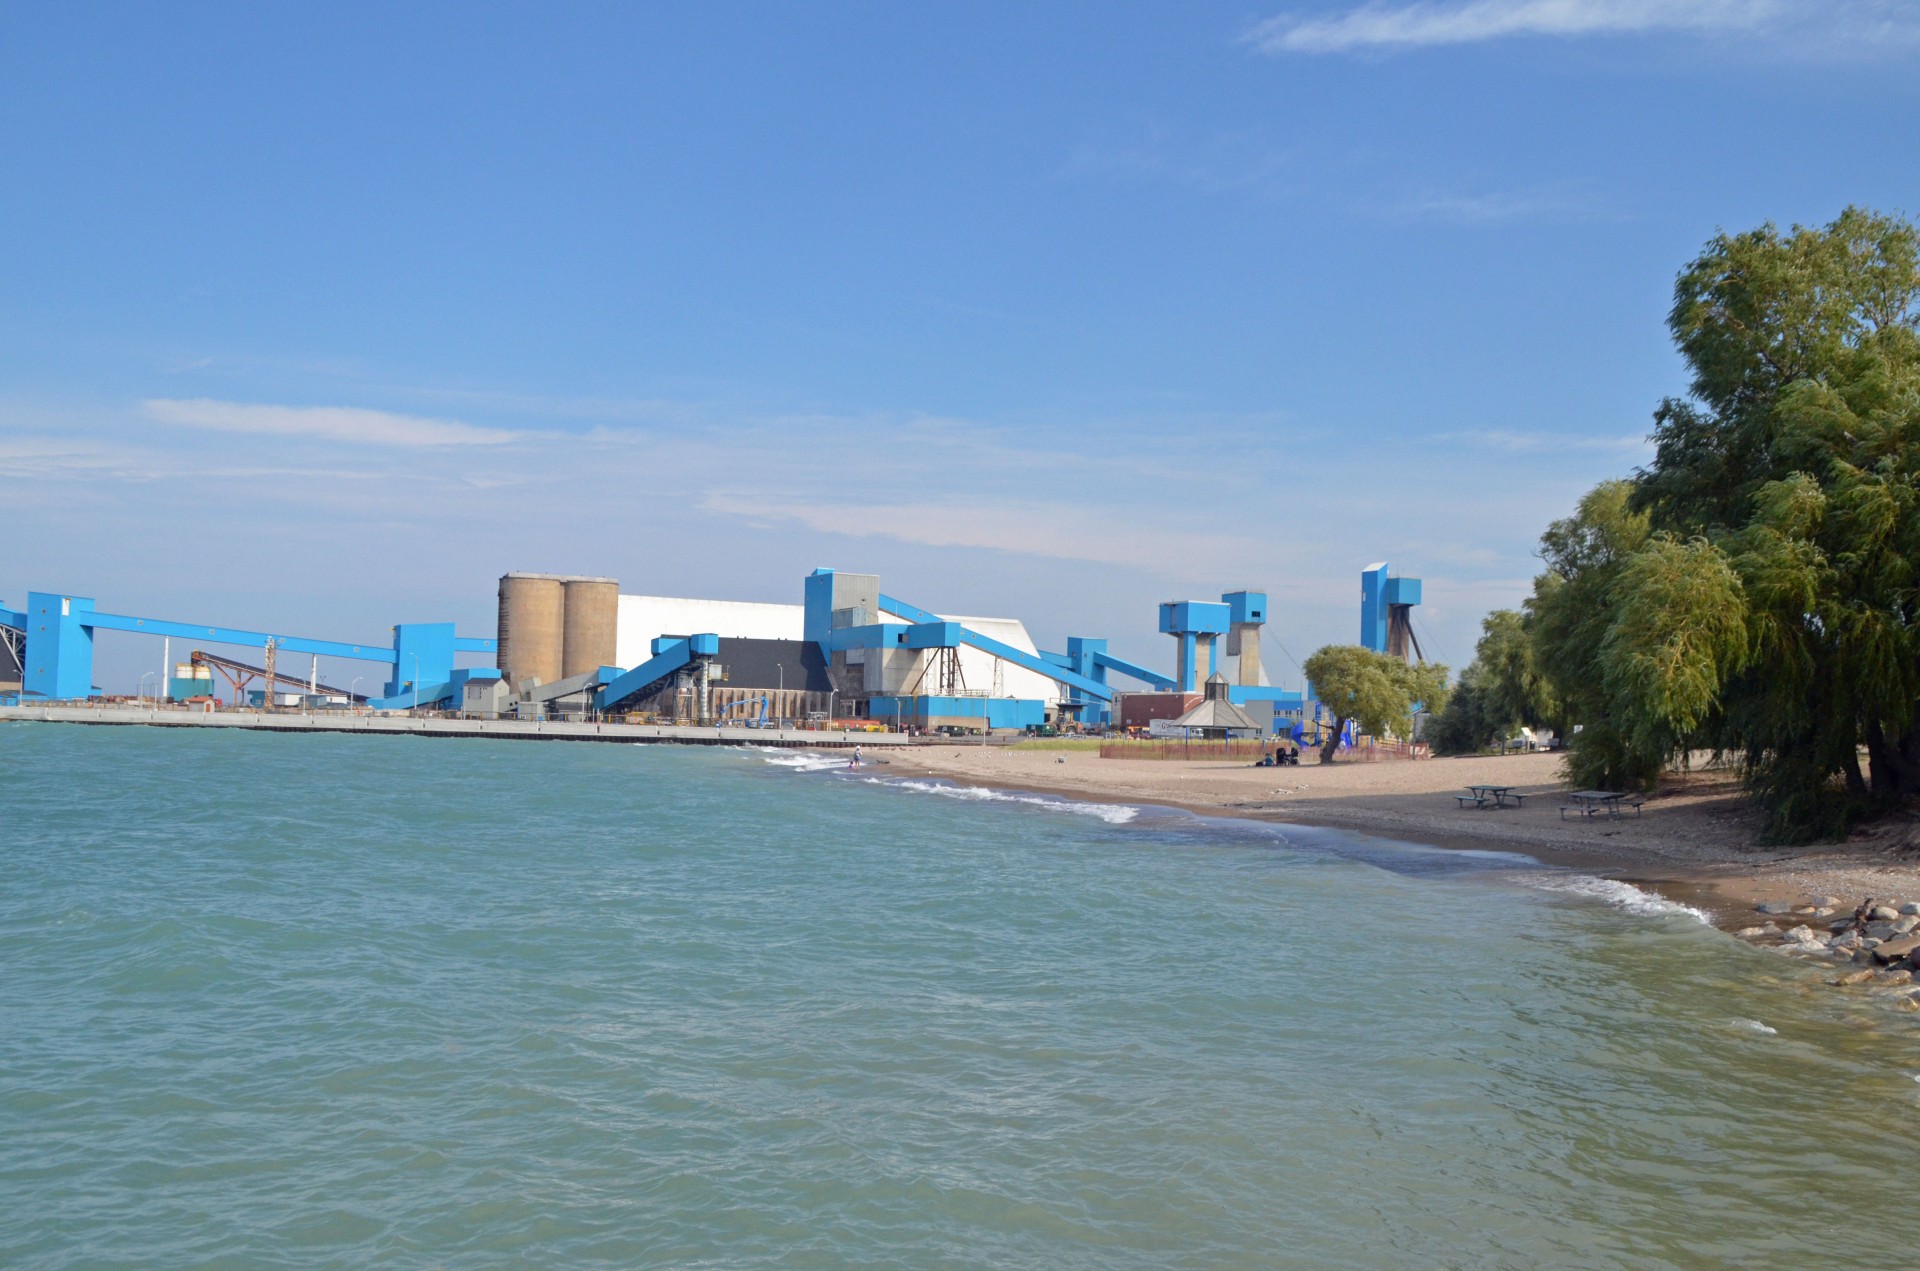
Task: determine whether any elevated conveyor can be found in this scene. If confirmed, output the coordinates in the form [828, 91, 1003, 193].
[595, 634, 719, 712]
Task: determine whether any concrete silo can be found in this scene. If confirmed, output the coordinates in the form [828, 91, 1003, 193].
[561, 577, 620, 680]
[497, 573, 566, 690]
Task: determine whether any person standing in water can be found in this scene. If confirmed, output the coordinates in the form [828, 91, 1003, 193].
[851, 745, 862, 769]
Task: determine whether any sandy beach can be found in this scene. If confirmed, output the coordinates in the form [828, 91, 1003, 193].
[883, 746, 1920, 927]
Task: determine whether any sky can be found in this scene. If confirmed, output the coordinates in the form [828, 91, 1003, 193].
[4, 1, 1917, 693]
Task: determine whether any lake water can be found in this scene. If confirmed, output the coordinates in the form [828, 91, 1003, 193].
[4, 726, 1917, 1268]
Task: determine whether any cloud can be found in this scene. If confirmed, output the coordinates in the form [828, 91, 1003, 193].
[1387, 185, 1591, 223]
[1244, 0, 1913, 54]
[1440, 428, 1651, 453]
[143, 398, 518, 446]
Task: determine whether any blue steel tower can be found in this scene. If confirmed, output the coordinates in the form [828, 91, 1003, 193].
[1359, 563, 1423, 662]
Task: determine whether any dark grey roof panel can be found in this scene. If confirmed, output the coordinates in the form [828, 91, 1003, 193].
[717, 638, 834, 692]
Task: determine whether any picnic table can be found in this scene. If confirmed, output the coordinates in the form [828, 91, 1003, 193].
[1456, 784, 1526, 809]
[1561, 790, 1643, 820]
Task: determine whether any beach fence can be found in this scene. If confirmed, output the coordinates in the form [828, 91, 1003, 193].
[1096, 737, 1430, 762]
[1097, 739, 1275, 761]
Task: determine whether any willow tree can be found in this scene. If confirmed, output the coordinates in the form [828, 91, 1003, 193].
[1301, 645, 1448, 764]
[1541, 207, 1920, 840]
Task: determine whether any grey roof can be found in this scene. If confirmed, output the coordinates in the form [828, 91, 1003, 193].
[1169, 693, 1262, 732]
[716, 638, 834, 692]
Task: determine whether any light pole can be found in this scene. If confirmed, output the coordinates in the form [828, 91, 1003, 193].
[412, 656, 420, 712]
[140, 671, 158, 706]
[351, 676, 363, 713]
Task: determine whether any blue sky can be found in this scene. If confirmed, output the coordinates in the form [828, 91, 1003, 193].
[5, 1, 1917, 691]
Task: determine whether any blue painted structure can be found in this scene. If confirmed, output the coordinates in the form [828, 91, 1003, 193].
[365, 666, 503, 712]
[596, 633, 719, 711]
[8, 589, 496, 705]
[803, 569, 1114, 704]
[1158, 600, 1231, 693]
[1039, 636, 1177, 727]
[1360, 562, 1423, 656]
[1222, 590, 1267, 626]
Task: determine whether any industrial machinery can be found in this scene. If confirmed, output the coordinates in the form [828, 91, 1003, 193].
[188, 649, 367, 705]
[1, 591, 496, 709]
[1360, 563, 1424, 662]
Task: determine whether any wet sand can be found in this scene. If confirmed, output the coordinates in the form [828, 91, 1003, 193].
[880, 746, 1920, 927]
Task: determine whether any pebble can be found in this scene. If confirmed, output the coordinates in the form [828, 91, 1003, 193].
[1894, 916, 1920, 935]
[1870, 905, 1901, 921]
[1902, 902, 1920, 916]
[1833, 969, 1876, 986]
[1830, 932, 1862, 949]
[1812, 894, 1843, 908]
[1812, 907, 1835, 917]
[1734, 926, 1771, 939]
[1781, 925, 1820, 944]
[1866, 922, 1898, 940]
[1756, 902, 1796, 915]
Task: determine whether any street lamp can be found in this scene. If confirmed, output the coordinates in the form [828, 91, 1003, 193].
[350, 676, 363, 713]
[412, 656, 420, 712]
[139, 671, 158, 707]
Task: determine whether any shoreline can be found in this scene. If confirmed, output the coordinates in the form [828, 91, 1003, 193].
[871, 746, 1920, 936]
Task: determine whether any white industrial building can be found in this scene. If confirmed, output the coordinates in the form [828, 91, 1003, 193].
[616, 593, 1062, 707]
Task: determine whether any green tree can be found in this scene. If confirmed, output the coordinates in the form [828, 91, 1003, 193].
[1527, 480, 1662, 791]
[1302, 645, 1448, 764]
[1428, 608, 1558, 755]
[1530, 207, 1920, 839]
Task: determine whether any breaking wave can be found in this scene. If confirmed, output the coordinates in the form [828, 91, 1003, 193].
[1531, 875, 1712, 924]
[751, 748, 852, 773]
[866, 778, 1139, 825]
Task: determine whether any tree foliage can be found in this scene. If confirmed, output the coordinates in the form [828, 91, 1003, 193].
[1429, 608, 1557, 755]
[1528, 207, 1920, 839]
[1302, 645, 1448, 763]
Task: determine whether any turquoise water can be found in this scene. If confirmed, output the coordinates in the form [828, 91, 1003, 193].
[4, 727, 1918, 1268]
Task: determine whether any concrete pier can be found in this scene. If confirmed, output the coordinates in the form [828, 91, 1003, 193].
[0, 704, 909, 748]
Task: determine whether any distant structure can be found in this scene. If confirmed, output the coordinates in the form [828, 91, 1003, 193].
[496, 573, 618, 692]
[1360, 562, 1423, 662]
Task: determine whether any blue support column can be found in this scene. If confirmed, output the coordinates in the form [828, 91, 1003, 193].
[387, 623, 457, 699]
[23, 592, 97, 700]
[1360, 563, 1390, 653]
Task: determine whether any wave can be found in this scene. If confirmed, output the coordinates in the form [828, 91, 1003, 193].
[751, 749, 852, 773]
[1531, 875, 1712, 924]
[1734, 1019, 1778, 1035]
[864, 777, 1139, 825]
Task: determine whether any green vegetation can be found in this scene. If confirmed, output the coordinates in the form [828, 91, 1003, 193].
[1300, 645, 1448, 763]
[1430, 608, 1558, 755]
[1475, 207, 1920, 842]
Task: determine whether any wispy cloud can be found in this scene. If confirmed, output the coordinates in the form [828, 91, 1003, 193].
[143, 398, 518, 446]
[1246, 0, 1916, 54]
[1387, 185, 1592, 223]
[1440, 428, 1651, 453]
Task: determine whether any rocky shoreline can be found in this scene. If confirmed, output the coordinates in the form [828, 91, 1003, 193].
[1742, 897, 1920, 1009]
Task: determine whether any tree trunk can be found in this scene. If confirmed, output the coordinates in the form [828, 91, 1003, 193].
[1319, 717, 1347, 764]
[1865, 716, 1920, 797]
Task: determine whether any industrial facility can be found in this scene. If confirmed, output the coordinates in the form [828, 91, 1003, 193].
[0, 560, 1430, 743]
